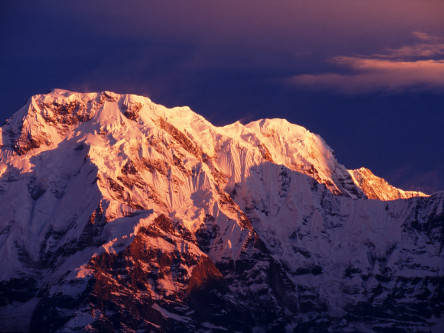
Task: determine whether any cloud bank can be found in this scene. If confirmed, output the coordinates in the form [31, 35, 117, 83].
[290, 33, 444, 93]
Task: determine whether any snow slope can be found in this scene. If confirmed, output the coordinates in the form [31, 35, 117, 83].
[0, 90, 442, 332]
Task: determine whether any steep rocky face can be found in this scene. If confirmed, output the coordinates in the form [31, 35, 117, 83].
[349, 167, 429, 200]
[0, 90, 442, 332]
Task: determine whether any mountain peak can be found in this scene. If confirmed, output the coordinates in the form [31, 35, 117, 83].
[0, 90, 426, 202]
[349, 166, 428, 200]
[0, 90, 441, 332]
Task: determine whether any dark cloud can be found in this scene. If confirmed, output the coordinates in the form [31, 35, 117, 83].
[290, 58, 444, 93]
[381, 32, 444, 58]
[290, 33, 444, 93]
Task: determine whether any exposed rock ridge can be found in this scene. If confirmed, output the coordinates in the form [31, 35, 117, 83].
[349, 167, 429, 200]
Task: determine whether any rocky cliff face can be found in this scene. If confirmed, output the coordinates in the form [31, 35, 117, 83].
[349, 167, 429, 201]
[0, 90, 442, 332]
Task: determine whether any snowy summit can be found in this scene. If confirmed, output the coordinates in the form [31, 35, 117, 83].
[0, 90, 441, 332]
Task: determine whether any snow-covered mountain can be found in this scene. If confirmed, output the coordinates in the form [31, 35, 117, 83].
[349, 167, 428, 201]
[0, 90, 442, 332]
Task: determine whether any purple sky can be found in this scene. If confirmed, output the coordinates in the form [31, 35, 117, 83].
[1, 1, 444, 193]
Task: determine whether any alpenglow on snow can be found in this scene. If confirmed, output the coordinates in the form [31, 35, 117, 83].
[0, 90, 441, 332]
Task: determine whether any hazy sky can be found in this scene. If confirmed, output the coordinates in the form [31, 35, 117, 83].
[1, 0, 444, 192]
